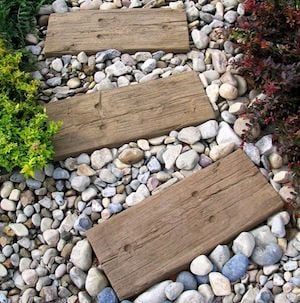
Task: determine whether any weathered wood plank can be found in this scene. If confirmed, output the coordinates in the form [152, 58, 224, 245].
[86, 150, 283, 300]
[46, 72, 216, 160]
[44, 8, 189, 57]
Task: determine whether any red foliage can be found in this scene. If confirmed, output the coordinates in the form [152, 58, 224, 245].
[231, 0, 300, 183]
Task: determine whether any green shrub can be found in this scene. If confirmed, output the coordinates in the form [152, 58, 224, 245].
[0, 40, 61, 177]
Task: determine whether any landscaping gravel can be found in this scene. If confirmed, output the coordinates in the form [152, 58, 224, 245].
[0, 0, 299, 302]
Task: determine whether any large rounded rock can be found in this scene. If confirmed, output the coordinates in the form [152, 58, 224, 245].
[251, 243, 282, 266]
[222, 254, 249, 282]
[119, 148, 144, 165]
[209, 272, 231, 296]
[165, 282, 184, 301]
[85, 267, 109, 296]
[191, 29, 209, 49]
[176, 272, 197, 290]
[175, 290, 203, 303]
[190, 255, 213, 276]
[71, 176, 90, 192]
[97, 287, 118, 303]
[176, 150, 199, 170]
[134, 280, 172, 303]
[70, 239, 92, 271]
[219, 83, 238, 100]
[91, 148, 113, 169]
[178, 127, 201, 145]
[232, 232, 255, 257]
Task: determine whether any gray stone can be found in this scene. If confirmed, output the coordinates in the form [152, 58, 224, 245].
[46, 76, 62, 87]
[175, 290, 203, 303]
[192, 29, 209, 49]
[255, 135, 273, 155]
[71, 176, 91, 192]
[178, 127, 201, 145]
[216, 122, 241, 147]
[85, 267, 109, 296]
[70, 267, 87, 289]
[176, 150, 199, 170]
[165, 282, 184, 301]
[70, 239, 92, 271]
[96, 49, 121, 63]
[190, 255, 213, 276]
[243, 143, 261, 165]
[251, 243, 282, 266]
[100, 169, 117, 183]
[224, 11, 238, 23]
[147, 157, 161, 173]
[91, 149, 113, 169]
[232, 232, 256, 257]
[198, 120, 219, 139]
[141, 59, 156, 74]
[209, 272, 231, 296]
[162, 145, 182, 170]
[211, 50, 227, 74]
[106, 61, 128, 77]
[134, 280, 172, 303]
[51, 58, 63, 72]
[209, 245, 231, 270]
[52, 0, 68, 13]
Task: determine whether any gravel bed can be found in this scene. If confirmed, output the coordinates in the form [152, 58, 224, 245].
[0, 0, 299, 302]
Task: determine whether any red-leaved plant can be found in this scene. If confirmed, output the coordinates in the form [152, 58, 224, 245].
[231, 0, 300, 188]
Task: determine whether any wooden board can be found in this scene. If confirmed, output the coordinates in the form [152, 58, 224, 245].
[46, 72, 216, 160]
[87, 150, 283, 300]
[44, 8, 189, 57]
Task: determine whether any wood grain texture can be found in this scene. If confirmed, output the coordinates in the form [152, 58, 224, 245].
[44, 8, 189, 57]
[87, 150, 283, 300]
[46, 71, 216, 160]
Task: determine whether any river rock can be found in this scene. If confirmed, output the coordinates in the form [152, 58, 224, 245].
[198, 120, 219, 139]
[134, 280, 172, 303]
[190, 255, 213, 276]
[211, 50, 227, 74]
[163, 145, 182, 170]
[0, 199, 16, 211]
[70, 239, 92, 271]
[192, 29, 209, 49]
[176, 271, 197, 290]
[198, 284, 214, 303]
[209, 143, 235, 161]
[222, 254, 249, 282]
[86, 267, 109, 296]
[219, 83, 238, 100]
[165, 282, 184, 301]
[97, 287, 118, 303]
[71, 176, 91, 192]
[176, 150, 199, 170]
[209, 245, 231, 270]
[119, 148, 144, 164]
[70, 267, 87, 289]
[175, 290, 203, 303]
[178, 127, 201, 145]
[8, 223, 28, 236]
[232, 232, 255, 257]
[22, 269, 38, 287]
[52, 0, 68, 13]
[251, 243, 282, 266]
[216, 121, 242, 147]
[91, 148, 113, 169]
[209, 272, 231, 296]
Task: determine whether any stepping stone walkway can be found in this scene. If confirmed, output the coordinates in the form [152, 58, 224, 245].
[46, 71, 215, 160]
[87, 150, 283, 299]
[44, 8, 189, 57]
